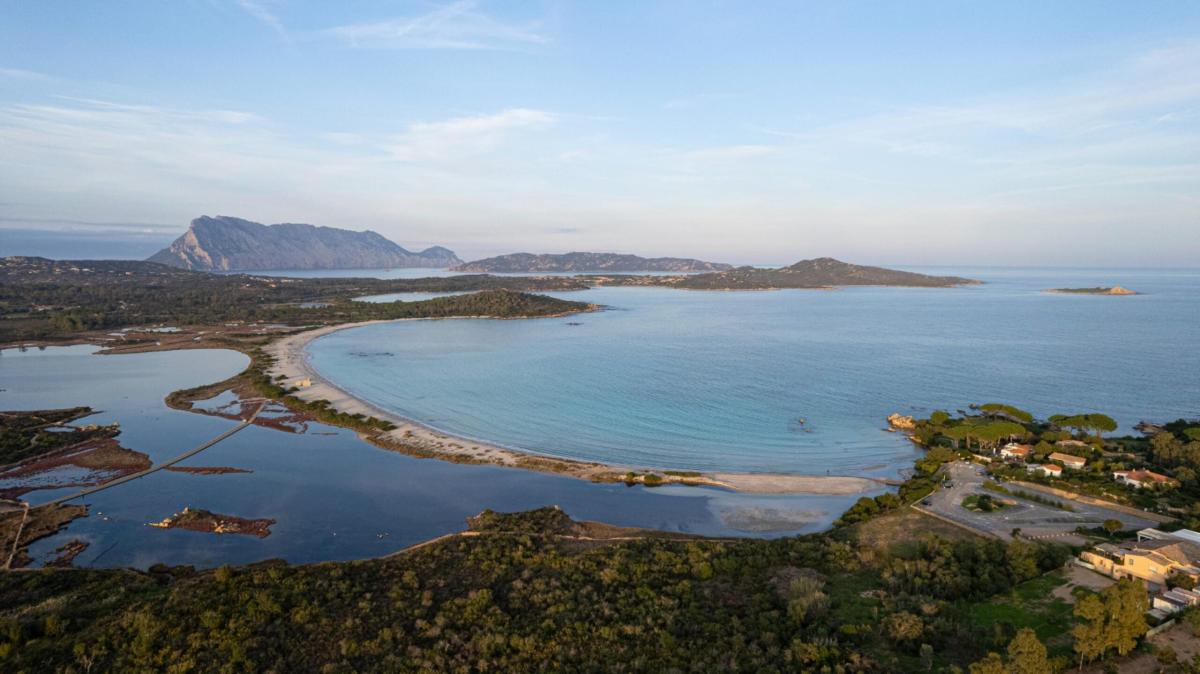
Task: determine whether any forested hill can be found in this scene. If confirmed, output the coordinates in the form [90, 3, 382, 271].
[667, 257, 980, 289]
[452, 252, 733, 273]
[148, 216, 462, 271]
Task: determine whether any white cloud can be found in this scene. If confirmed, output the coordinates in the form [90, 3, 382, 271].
[233, 0, 289, 40]
[387, 108, 556, 162]
[327, 1, 547, 50]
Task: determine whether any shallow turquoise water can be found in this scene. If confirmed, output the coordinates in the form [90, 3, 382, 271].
[3, 346, 864, 568]
[308, 267, 1200, 477]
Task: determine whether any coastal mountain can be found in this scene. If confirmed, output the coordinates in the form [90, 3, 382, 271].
[452, 252, 733, 273]
[148, 216, 462, 271]
[630, 257, 980, 289]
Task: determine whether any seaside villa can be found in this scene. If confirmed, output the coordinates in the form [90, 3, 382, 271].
[1047, 452, 1087, 470]
[1026, 463, 1062, 478]
[1079, 537, 1200, 587]
[999, 443, 1032, 461]
[1113, 470, 1179, 489]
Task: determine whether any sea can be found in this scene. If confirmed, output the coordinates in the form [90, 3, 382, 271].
[2, 266, 1196, 568]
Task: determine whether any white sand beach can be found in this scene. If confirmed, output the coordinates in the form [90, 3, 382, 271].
[265, 321, 886, 496]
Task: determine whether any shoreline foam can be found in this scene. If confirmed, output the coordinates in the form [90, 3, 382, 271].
[264, 320, 889, 496]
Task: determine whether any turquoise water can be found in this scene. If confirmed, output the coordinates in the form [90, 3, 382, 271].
[308, 267, 1200, 477]
[3, 346, 864, 568]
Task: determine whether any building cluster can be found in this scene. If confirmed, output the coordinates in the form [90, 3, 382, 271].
[990, 441, 1179, 491]
[1079, 528, 1200, 621]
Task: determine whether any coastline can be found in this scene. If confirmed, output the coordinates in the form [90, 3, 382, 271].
[264, 320, 889, 496]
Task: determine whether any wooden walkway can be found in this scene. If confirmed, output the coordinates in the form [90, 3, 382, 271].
[38, 401, 265, 508]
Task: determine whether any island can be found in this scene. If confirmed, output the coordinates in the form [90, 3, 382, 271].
[148, 215, 463, 271]
[1047, 286, 1138, 295]
[147, 507, 275, 538]
[452, 251, 732, 273]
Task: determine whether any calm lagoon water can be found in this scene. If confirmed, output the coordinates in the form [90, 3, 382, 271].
[2, 346, 858, 569]
[309, 267, 1200, 477]
[4, 266, 1197, 569]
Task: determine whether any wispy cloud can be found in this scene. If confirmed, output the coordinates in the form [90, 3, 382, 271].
[0, 216, 178, 233]
[683, 144, 778, 161]
[387, 108, 556, 161]
[0, 67, 52, 82]
[233, 0, 289, 41]
[327, 1, 547, 50]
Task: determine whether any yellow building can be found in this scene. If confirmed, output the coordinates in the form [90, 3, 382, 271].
[1081, 539, 1200, 587]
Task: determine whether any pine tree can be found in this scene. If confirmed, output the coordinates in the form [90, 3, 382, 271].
[1006, 628, 1050, 674]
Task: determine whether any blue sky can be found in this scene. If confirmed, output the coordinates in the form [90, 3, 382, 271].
[1, 1, 1198, 265]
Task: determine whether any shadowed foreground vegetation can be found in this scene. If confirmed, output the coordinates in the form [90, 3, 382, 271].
[0, 508, 1080, 673]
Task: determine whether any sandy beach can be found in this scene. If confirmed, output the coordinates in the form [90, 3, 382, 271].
[264, 320, 888, 496]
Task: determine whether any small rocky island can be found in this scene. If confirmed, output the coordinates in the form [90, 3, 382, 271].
[1048, 286, 1138, 295]
[147, 507, 275, 538]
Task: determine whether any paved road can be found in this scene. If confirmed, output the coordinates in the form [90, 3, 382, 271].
[916, 461, 1159, 541]
[36, 401, 265, 509]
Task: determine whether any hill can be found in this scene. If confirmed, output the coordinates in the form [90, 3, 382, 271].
[148, 216, 462, 271]
[453, 251, 732, 273]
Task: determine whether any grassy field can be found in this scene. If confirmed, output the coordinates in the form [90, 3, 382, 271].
[962, 571, 1090, 658]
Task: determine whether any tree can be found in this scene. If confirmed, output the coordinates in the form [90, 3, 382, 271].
[980, 403, 1034, 423]
[1107, 579, 1149, 656]
[1072, 594, 1107, 668]
[1051, 414, 1118, 441]
[1073, 578, 1148, 667]
[920, 643, 935, 671]
[1166, 572, 1196, 591]
[883, 611, 924, 644]
[968, 652, 1006, 674]
[1102, 519, 1122, 535]
[1006, 628, 1050, 674]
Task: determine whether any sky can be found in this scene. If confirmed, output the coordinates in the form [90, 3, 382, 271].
[1, 1, 1199, 266]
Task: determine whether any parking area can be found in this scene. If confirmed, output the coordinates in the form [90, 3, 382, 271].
[915, 461, 1160, 542]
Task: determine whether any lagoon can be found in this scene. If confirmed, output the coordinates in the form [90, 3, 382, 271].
[2, 346, 863, 569]
[308, 267, 1200, 478]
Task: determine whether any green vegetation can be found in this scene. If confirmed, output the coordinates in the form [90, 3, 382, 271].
[0, 257, 590, 342]
[962, 493, 1007, 512]
[0, 507, 1075, 672]
[0, 408, 112, 466]
[906, 405, 1200, 522]
[982, 481, 1074, 511]
[1049, 413, 1118, 440]
[979, 403, 1034, 423]
[1071, 578, 1148, 668]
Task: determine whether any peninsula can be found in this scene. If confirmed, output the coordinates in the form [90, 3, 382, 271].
[452, 251, 732, 273]
[586, 257, 980, 289]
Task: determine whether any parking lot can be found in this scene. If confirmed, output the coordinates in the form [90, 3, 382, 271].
[915, 461, 1159, 542]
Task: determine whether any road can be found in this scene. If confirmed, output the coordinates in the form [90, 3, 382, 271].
[915, 461, 1159, 542]
[36, 401, 265, 508]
